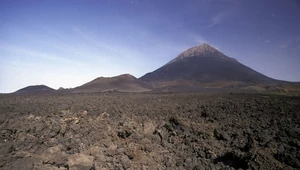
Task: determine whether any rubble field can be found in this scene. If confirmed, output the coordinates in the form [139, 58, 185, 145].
[0, 92, 299, 170]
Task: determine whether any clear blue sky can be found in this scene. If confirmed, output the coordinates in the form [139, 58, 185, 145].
[1, 0, 300, 93]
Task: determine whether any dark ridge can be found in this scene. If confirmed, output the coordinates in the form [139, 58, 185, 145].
[73, 74, 152, 93]
[14, 85, 55, 94]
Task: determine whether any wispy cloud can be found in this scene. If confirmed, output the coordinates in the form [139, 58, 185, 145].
[295, 45, 300, 51]
[38, 26, 110, 62]
[0, 43, 86, 67]
[279, 39, 300, 50]
[280, 44, 288, 49]
[129, 0, 142, 5]
[72, 27, 144, 63]
[206, 0, 240, 28]
[186, 32, 208, 45]
[264, 40, 271, 44]
[208, 12, 224, 28]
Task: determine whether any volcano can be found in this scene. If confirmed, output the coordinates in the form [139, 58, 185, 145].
[140, 43, 284, 90]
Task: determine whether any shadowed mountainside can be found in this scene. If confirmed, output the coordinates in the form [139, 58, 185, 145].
[14, 85, 55, 94]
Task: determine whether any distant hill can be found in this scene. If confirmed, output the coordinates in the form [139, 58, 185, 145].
[73, 74, 152, 93]
[14, 85, 55, 94]
[140, 43, 288, 91]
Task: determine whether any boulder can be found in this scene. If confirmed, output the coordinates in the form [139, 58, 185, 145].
[68, 153, 94, 170]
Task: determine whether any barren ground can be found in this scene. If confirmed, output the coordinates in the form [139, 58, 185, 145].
[0, 92, 299, 170]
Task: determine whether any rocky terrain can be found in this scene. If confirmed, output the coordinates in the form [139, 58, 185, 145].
[0, 92, 299, 170]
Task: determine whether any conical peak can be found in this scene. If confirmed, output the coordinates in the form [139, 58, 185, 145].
[166, 43, 223, 65]
[198, 43, 218, 51]
[179, 43, 220, 58]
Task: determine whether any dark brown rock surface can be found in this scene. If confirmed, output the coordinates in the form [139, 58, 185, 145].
[0, 92, 299, 169]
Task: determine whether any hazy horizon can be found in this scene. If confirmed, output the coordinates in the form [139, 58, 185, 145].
[1, 0, 300, 93]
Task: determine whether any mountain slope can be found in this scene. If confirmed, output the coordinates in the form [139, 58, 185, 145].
[14, 85, 55, 94]
[140, 43, 283, 89]
[73, 74, 152, 92]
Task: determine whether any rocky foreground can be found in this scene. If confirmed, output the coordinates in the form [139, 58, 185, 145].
[0, 92, 299, 170]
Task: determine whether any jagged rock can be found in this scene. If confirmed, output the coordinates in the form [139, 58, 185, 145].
[120, 155, 131, 169]
[68, 153, 95, 170]
[142, 121, 156, 135]
[41, 145, 68, 167]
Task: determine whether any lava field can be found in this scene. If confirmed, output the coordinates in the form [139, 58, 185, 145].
[0, 92, 299, 170]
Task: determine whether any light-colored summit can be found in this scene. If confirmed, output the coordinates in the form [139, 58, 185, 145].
[167, 43, 225, 65]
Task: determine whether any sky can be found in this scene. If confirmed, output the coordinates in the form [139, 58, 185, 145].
[0, 0, 300, 93]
